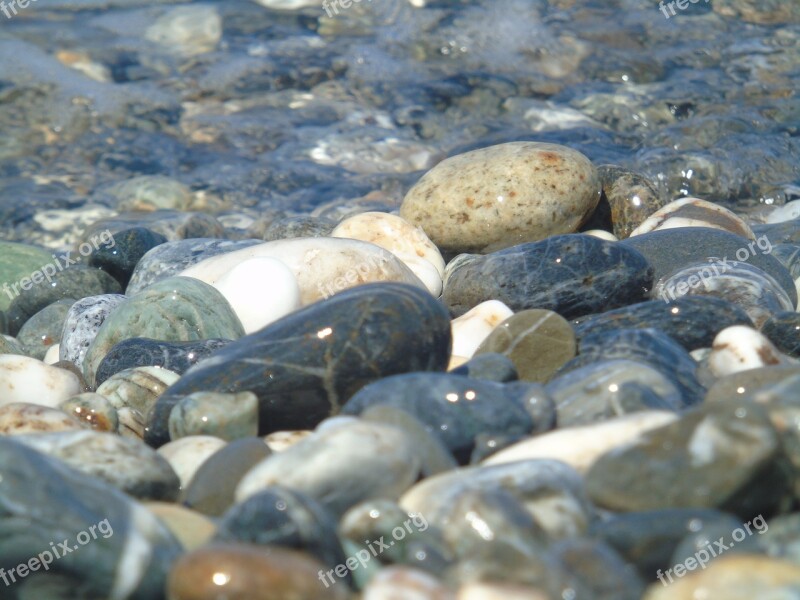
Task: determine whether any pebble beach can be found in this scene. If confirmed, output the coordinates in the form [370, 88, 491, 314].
[1, 0, 800, 598]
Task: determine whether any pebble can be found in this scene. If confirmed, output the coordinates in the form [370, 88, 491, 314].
[449, 300, 514, 359]
[598, 165, 665, 239]
[264, 430, 313, 452]
[16, 298, 74, 360]
[362, 567, 453, 600]
[708, 325, 792, 377]
[95, 337, 232, 386]
[59, 391, 120, 432]
[760, 311, 800, 358]
[235, 419, 421, 515]
[96, 366, 180, 425]
[59, 294, 128, 370]
[443, 234, 653, 318]
[108, 175, 192, 213]
[144, 5, 222, 56]
[0, 402, 86, 434]
[399, 142, 601, 253]
[448, 353, 519, 383]
[0, 334, 26, 356]
[83, 277, 244, 387]
[765, 199, 800, 223]
[457, 582, 549, 600]
[81, 211, 226, 249]
[331, 211, 446, 296]
[87, 227, 168, 288]
[157, 435, 227, 489]
[260, 215, 337, 241]
[0, 355, 82, 408]
[0, 241, 56, 312]
[629, 197, 755, 239]
[704, 364, 800, 403]
[146, 283, 451, 447]
[168, 390, 259, 441]
[474, 309, 576, 382]
[143, 502, 216, 551]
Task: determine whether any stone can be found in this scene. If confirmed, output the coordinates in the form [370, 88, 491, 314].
[87, 227, 168, 288]
[81, 211, 225, 247]
[16, 298, 74, 360]
[362, 567, 452, 600]
[95, 337, 232, 387]
[168, 390, 258, 441]
[59, 294, 128, 371]
[449, 300, 514, 359]
[0, 355, 82, 408]
[264, 430, 313, 452]
[166, 543, 350, 600]
[0, 335, 26, 356]
[235, 419, 421, 515]
[474, 309, 576, 382]
[457, 582, 549, 600]
[14, 430, 180, 501]
[157, 435, 227, 490]
[630, 197, 755, 239]
[143, 502, 216, 551]
[108, 175, 192, 213]
[59, 392, 119, 432]
[260, 215, 337, 241]
[144, 5, 222, 56]
[484, 411, 678, 473]
[705, 365, 800, 403]
[0, 241, 57, 312]
[444, 234, 653, 318]
[146, 283, 451, 447]
[598, 165, 665, 239]
[182, 437, 272, 516]
[331, 211, 446, 296]
[708, 325, 792, 377]
[0, 402, 86, 435]
[585, 398, 793, 518]
[83, 277, 244, 387]
[761, 311, 800, 358]
[448, 353, 519, 383]
[766, 199, 800, 224]
[399, 142, 601, 253]
[0, 438, 183, 599]
[96, 367, 181, 431]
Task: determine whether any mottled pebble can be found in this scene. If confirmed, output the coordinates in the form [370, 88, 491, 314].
[59, 294, 127, 370]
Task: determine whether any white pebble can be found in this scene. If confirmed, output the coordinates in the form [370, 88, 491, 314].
[44, 344, 60, 365]
[157, 435, 226, 489]
[766, 199, 800, 224]
[629, 197, 755, 239]
[0, 356, 82, 408]
[450, 300, 514, 358]
[709, 325, 794, 377]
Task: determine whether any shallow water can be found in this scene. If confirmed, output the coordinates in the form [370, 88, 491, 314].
[0, 0, 798, 246]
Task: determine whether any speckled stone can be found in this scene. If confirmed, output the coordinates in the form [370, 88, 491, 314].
[87, 227, 168, 288]
[761, 311, 800, 358]
[166, 543, 350, 600]
[342, 373, 554, 462]
[15, 430, 180, 501]
[630, 197, 755, 239]
[59, 392, 120, 432]
[169, 390, 258, 441]
[573, 296, 753, 351]
[621, 227, 797, 307]
[59, 294, 128, 370]
[4, 265, 122, 337]
[444, 234, 653, 318]
[400, 142, 601, 253]
[0, 241, 55, 312]
[585, 398, 793, 517]
[126, 238, 263, 295]
[0, 334, 26, 356]
[16, 298, 74, 360]
[95, 337, 232, 387]
[83, 277, 244, 387]
[236, 419, 421, 515]
[474, 309, 576, 382]
[0, 438, 183, 599]
[598, 165, 665, 239]
[146, 283, 451, 447]
[0, 402, 86, 434]
[182, 437, 272, 516]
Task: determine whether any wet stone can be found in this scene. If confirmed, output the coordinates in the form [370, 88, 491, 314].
[573, 296, 753, 352]
[473, 309, 577, 383]
[95, 337, 232, 387]
[443, 234, 654, 319]
[761, 312, 800, 358]
[59, 294, 128, 371]
[552, 537, 645, 600]
[598, 165, 666, 239]
[87, 227, 168, 288]
[59, 392, 120, 432]
[146, 283, 452, 447]
[448, 352, 519, 383]
[168, 390, 258, 441]
[16, 298, 74, 360]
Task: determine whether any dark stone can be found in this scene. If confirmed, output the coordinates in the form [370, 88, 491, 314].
[771, 243, 800, 279]
[95, 337, 233, 386]
[449, 353, 519, 382]
[761, 311, 800, 358]
[145, 283, 452, 447]
[753, 220, 800, 246]
[444, 234, 654, 319]
[88, 227, 168, 288]
[573, 296, 754, 351]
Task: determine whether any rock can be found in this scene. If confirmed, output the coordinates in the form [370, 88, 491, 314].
[166, 543, 350, 600]
[143, 502, 216, 551]
[760, 312, 800, 358]
[260, 215, 337, 241]
[95, 337, 232, 387]
[168, 390, 258, 441]
[457, 582, 549, 600]
[450, 300, 514, 359]
[704, 365, 800, 403]
[399, 142, 601, 253]
[83, 277, 244, 387]
[629, 197, 755, 239]
[108, 175, 192, 213]
[342, 373, 553, 462]
[331, 212, 446, 296]
[474, 309, 576, 382]
[0, 356, 82, 408]
[598, 165, 665, 239]
[87, 227, 168, 288]
[448, 353, 519, 383]
[483, 411, 678, 473]
[0, 402, 86, 435]
[443, 234, 653, 318]
[82, 211, 225, 246]
[179, 237, 427, 306]
[144, 5, 222, 56]
[96, 367, 180, 433]
[146, 283, 451, 447]
[126, 238, 262, 295]
[59, 392, 119, 432]
[766, 200, 800, 224]
[0, 438, 183, 599]
[708, 325, 792, 377]
[16, 298, 74, 360]
[59, 294, 128, 371]
[620, 227, 797, 307]
[182, 437, 272, 516]
[264, 430, 313, 452]
[235, 419, 420, 515]
[362, 567, 452, 600]
[0, 335, 26, 356]
[585, 398, 793, 517]
[573, 296, 753, 352]
[14, 430, 180, 501]
[157, 435, 227, 490]
[0, 241, 57, 312]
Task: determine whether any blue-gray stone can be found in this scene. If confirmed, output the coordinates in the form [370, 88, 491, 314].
[449, 352, 519, 382]
[443, 234, 654, 318]
[761, 311, 800, 358]
[145, 283, 452, 447]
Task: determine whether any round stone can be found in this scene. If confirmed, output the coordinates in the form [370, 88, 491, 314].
[59, 392, 119, 432]
[168, 391, 259, 442]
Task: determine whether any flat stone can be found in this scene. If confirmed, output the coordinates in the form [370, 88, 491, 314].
[59, 392, 119, 432]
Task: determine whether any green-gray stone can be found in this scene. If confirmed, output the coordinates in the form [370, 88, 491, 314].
[168, 391, 258, 441]
[0, 335, 27, 357]
[0, 241, 54, 312]
[17, 298, 74, 360]
[96, 366, 181, 416]
[83, 277, 245, 386]
[474, 309, 576, 383]
[705, 365, 800, 403]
